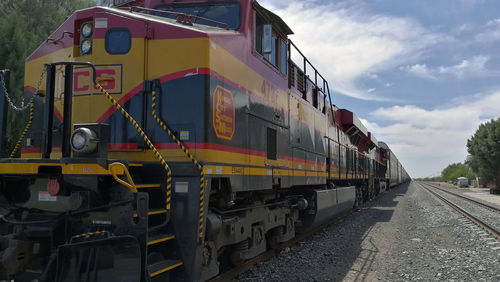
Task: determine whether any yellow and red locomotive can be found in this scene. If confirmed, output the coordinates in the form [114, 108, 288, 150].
[0, 0, 410, 281]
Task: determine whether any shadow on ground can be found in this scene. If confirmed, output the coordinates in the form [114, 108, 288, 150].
[334, 183, 410, 281]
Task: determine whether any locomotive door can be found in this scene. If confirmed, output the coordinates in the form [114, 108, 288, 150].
[77, 14, 149, 151]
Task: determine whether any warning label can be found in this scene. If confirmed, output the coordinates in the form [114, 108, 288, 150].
[38, 191, 57, 202]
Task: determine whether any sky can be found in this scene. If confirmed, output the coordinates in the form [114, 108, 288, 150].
[260, 0, 500, 178]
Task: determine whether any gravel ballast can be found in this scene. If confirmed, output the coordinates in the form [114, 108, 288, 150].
[237, 181, 500, 281]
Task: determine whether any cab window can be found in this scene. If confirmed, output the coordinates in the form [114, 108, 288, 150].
[254, 12, 287, 75]
[280, 39, 287, 75]
[105, 28, 131, 54]
[154, 1, 241, 30]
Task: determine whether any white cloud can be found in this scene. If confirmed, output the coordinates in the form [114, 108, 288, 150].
[475, 18, 500, 43]
[400, 63, 435, 79]
[402, 55, 490, 79]
[438, 55, 489, 77]
[259, 0, 441, 101]
[363, 91, 500, 177]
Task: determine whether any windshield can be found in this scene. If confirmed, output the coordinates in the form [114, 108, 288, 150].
[154, 2, 241, 30]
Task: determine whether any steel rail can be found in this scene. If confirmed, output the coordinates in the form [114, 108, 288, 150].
[424, 182, 500, 213]
[208, 209, 354, 282]
[418, 182, 500, 240]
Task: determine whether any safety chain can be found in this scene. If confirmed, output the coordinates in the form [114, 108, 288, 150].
[6, 68, 45, 158]
[95, 83, 173, 213]
[9, 102, 34, 158]
[151, 90, 205, 239]
[0, 68, 45, 111]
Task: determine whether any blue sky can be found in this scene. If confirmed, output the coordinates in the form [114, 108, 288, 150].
[261, 0, 500, 178]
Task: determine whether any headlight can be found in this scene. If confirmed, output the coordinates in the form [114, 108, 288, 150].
[71, 127, 98, 153]
[80, 39, 92, 55]
[81, 22, 93, 37]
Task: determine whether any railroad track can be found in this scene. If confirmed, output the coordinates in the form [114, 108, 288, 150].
[208, 209, 354, 282]
[417, 182, 500, 240]
[424, 182, 500, 214]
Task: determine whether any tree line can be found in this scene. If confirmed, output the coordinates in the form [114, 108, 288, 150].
[467, 118, 500, 192]
[419, 162, 475, 183]
[419, 118, 500, 191]
[0, 0, 109, 155]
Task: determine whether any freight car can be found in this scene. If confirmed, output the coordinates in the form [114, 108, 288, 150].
[0, 0, 410, 281]
[378, 142, 409, 188]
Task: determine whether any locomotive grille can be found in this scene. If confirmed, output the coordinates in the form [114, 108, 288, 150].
[289, 63, 295, 87]
[297, 68, 305, 93]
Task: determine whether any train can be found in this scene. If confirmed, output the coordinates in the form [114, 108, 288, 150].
[0, 0, 410, 281]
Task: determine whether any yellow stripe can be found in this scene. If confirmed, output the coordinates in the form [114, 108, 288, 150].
[150, 262, 183, 278]
[10, 102, 35, 158]
[0, 162, 334, 178]
[148, 209, 167, 215]
[147, 235, 175, 246]
[136, 184, 161, 189]
[133, 209, 167, 218]
[106, 148, 295, 169]
[0, 162, 112, 175]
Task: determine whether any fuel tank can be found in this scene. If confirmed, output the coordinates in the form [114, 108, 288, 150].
[298, 186, 355, 231]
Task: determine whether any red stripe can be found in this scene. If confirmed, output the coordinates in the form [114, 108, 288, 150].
[96, 83, 143, 123]
[22, 142, 334, 166]
[24, 86, 37, 93]
[21, 144, 353, 171]
[198, 143, 267, 157]
[109, 143, 138, 150]
[22, 146, 62, 154]
[21, 147, 41, 154]
[151, 142, 267, 157]
[54, 108, 63, 123]
[24, 66, 325, 135]
[97, 68, 209, 123]
[96, 67, 326, 134]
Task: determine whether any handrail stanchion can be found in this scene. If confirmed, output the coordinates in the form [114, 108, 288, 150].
[41, 64, 55, 159]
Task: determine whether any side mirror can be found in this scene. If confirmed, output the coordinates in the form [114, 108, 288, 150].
[263, 24, 272, 54]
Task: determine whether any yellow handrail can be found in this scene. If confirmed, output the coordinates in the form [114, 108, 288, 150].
[95, 83, 172, 211]
[109, 162, 137, 193]
[152, 90, 205, 239]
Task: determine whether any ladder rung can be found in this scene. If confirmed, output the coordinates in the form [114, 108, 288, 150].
[136, 184, 161, 189]
[149, 260, 183, 278]
[148, 209, 167, 215]
[134, 209, 167, 217]
[147, 233, 175, 246]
